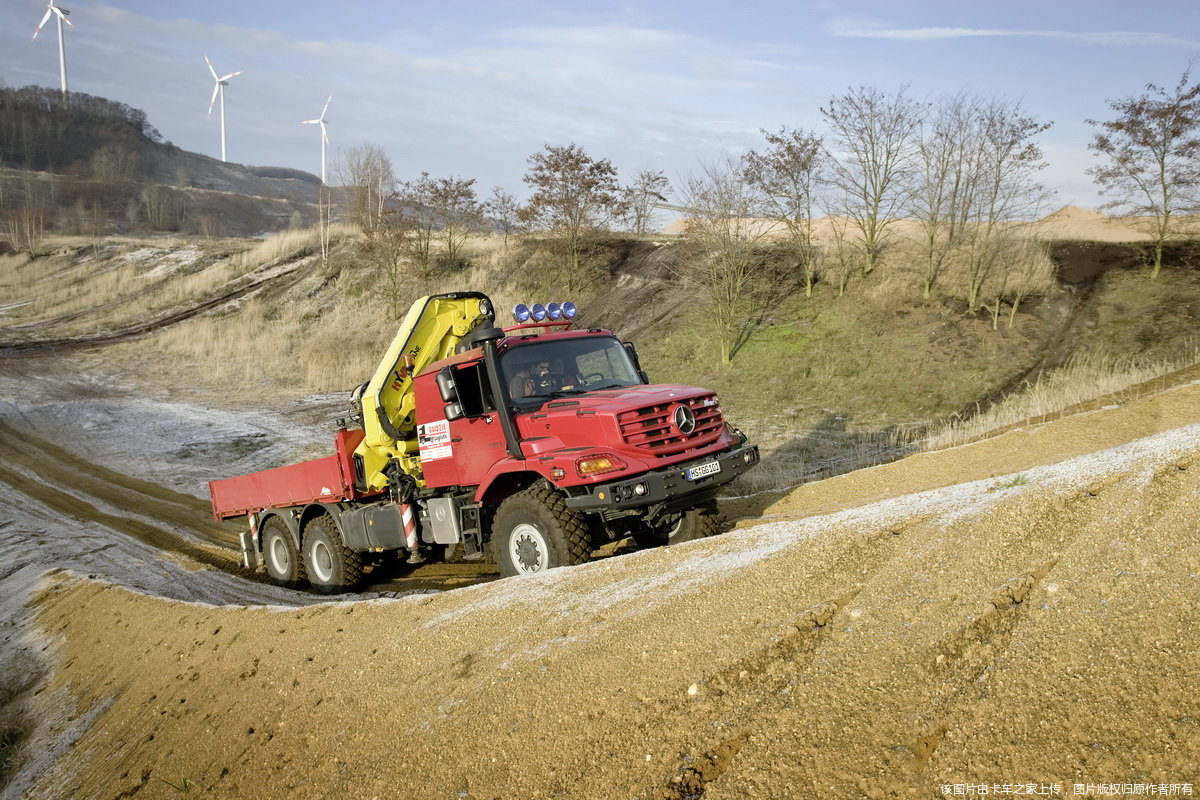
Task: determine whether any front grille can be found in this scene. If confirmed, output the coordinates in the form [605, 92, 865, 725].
[617, 394, 724, 457]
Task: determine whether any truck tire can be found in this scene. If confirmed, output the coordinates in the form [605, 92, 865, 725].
[491, 484, 591, 577]
[633, 501, 720, 548]
[302, 515, 365, 594]
[262, 517, 307, 588]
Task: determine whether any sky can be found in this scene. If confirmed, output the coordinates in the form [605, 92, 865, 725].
[4, 0, 1200, 212]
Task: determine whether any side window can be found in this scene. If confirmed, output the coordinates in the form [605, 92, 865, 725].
[453, 362, 495, 417]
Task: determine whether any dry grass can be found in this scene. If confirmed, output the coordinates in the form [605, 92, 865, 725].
[925, 345, 1200, 451]
[143, 289, 394, 399]
[231, 225, 356, 271]
[873, 232, 1058, 311]
[0, 227, 364, 335]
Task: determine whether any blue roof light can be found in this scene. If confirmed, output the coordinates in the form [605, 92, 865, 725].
[530, 303, 548, 322]
[513, 303, 531, 323]
[547, 302, 562, 320]
[562, 301, 577, 319]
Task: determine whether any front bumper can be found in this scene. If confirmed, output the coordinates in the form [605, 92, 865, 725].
[564, 445, 759, 513]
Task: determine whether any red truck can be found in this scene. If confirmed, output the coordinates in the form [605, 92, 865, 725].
[209, 292, 758, 593]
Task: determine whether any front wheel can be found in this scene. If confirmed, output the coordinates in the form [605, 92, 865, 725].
[491, 484, 592, 577]
[632, 501, 720, 549]
[302, 515, 365, 594]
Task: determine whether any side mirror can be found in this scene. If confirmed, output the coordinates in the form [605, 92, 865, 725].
[444, 401, 465, 422]
[624, 342, 648, 384]
[436, 368, 458, 403]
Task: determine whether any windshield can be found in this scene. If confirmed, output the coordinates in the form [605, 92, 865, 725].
[502, 336, 642, 405]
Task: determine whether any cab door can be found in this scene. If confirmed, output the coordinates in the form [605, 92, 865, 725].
[417, 361, 508, 489]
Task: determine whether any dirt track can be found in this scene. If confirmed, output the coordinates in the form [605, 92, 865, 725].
[6, 374, 1199, 798]
[0, 254, 313, 355]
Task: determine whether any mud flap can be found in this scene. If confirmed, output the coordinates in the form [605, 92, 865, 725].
[239, 528, 260, 570]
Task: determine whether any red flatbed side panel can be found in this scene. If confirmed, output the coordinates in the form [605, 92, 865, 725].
[210, 452, 354, 520]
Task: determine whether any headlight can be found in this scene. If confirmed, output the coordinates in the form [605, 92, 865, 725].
[575, 453, 627, 478]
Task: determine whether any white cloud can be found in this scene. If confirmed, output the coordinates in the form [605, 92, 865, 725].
[828, 19, 1200, 50]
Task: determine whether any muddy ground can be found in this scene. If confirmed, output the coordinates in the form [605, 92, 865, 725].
[1, 349, 1197, 798]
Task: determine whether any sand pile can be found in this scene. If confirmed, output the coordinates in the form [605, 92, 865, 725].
[8, 378, 1200, 798]
[1025, 205, 1151, 242]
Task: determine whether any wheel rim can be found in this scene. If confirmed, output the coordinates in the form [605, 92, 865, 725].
[663, 514, 684, 538]
[508, 523, 548, 574]
[644, 513, 682, 544]
[268, 535, 290, 575]
[309, 538, 334, 582]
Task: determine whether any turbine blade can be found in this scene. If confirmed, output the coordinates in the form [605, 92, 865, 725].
[301, 119, 319, 124]
[208, 83, 220, 117]
[219, 70, 243, 82]
[32, 8, 53, 39]
[320, 121, 329, 144]
[321, 95, 332, 117]
[53, 7, 73, 26]
[205, 54, 218, 80]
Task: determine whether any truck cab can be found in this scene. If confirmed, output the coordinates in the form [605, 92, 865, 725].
[409, 313, 758, 577]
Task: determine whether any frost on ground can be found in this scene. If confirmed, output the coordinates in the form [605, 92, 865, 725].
[0, 359, 329, 604]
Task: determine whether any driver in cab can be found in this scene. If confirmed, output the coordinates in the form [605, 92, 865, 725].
[510, 359, 577, 399]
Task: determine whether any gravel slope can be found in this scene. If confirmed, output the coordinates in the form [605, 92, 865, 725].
[7, 377, 1199, 799]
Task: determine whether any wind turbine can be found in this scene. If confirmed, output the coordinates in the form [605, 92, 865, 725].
[205, 55, 243, 163]
[301, 96, 332, 184]
[32, 0, 73, 99]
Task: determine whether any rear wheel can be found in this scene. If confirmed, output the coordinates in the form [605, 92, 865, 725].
[302, 515, 365, 594]
[262, 517, 306, 588]
[491, 483, 591, 577]
[633, 501, 720, 549]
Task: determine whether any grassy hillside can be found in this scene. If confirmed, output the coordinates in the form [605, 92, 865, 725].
[2, 229, 1197, 492]
[0, 87, 321, 242]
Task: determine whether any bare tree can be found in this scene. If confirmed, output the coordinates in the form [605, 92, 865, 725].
[393, 172, 438, 273]
[910, 93, 976, 298]
[1, 174, 48, 252]
[1088, 67, 1200, 278]
[361, 210, 417, 318]
[336, 144, 395, 231]
[89, 142, 144, 182]
[621, 169, 670, 236]
[520, 143, 627, 290]
[316, 185, 334, 269]
[982, 235, 1055, 329]
[678, 157, 775, 364]
[820, 214, 860, 296]
[743, 127, 825, 297]
[484, 186, 523, 247]
[959, 100, 1052, 313]
[821, 86, 923, 275]
[911, 93, 1052, 307]
[427, 176, 483, 269]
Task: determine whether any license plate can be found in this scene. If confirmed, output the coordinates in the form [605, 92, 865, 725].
[685, 460, 721, 481]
